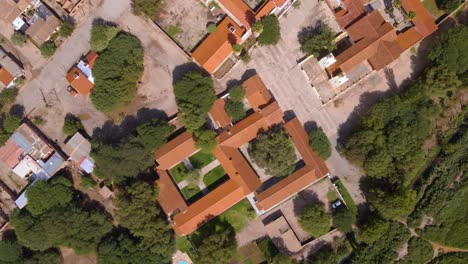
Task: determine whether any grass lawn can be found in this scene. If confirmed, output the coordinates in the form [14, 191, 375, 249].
[423, 0, 445, 19]
[169, 162, 188, 183]
[219, 199, 256, 233]
[181, 184, 203, 202]
[335, 180, 358, 217]
[203, 166, 228, 190]
[189, 151, 216, 169]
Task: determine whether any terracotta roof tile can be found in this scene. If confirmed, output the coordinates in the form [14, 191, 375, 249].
[243, 74, 272, 111]
[192, 16, 245, 74]
[0, 67, 14, 87]
[255, 0, 276, 20]
[396, 28, 422, 50]
[209, 98, 232, 128]
[173, 179, 245, 235]
[154, 132, 198, 170]
[66, 67, 94, 96]
[156, 169, 188, 215]
[218, 0, 255, 29]
[0, 139, 24, 169]
[84, 51, 98, 68]
[326, 0, 367, 29]
[402, 0, 437, 38]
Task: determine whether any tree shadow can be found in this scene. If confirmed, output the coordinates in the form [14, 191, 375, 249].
[91, 107, 168, 144]
[92, 17, 118, 27]
[172, 62, 207, 84]
[9, 104, 25, 118]
[292, 189, 322, 216]
[304, 120, 318, 133]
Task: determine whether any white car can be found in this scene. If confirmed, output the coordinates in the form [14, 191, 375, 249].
[331, 200, 342, 209]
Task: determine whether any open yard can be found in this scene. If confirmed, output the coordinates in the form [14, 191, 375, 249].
[156, 0, 224, 51]
[203, 165, 228, 190]
[189, 152, 216, 169]
[181, 184, 203, 202]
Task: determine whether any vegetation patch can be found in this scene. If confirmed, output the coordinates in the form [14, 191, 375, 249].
[334, 179, 358, 216]
[256, 15, 281, 46]
[90, 23, 119, 52]
[181, 184, 203, 202]
[91, 33, 144, 112]
[299, 24, 336, 57]
[167, 24, 182, 38]
[298, 203, 331, 238]
[397, 237, 433, 264]
[132, 0, 162, 19]
[248, 126, 296, 177]
[189, 151, 216, 169]
[219, 199, 256, 233]
[62, 115, 84, 136]
[203, 165, 227, 190]
[308, 126, 332, 160]
[170, 162, 188, 183]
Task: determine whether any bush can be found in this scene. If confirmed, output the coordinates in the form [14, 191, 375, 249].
[299, 25, 336, 57]
[11, 32, 27, 46]
[225, 100, 246, 122]
[436, 0, 462, 13]
[257, 238, 279, 262]
[3, 115, 21, 134]
[80, 176, 96, 189]
[132, 0, 162, 19]
[232, 44, 243, 54]
[333, 207, 355, 234]
[229, 85, 245, 102]
[298, 203, 331, 238]
[308, 126, 332, 159]
[59, 21, 75, 37]
[257, 15, 281, 46]
[91, 33, 144, 112]
[62, 115, 83, 136]
[0, 88, 18, 105]
[207, 23, 217, 33]
[39, 41, 57, 58]
[399, 237, 433, 264]
[174, 72, 215, 131]
[248, 127, 296, 176]
[90, 24, 119, 52]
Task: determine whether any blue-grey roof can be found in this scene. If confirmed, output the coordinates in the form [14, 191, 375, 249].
[11, 131, 32, 153]
[41, 152, 65, 176]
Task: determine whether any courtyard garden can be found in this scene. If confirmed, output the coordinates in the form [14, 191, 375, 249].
[203, 166, 228, 190]
[181, 184, 203, 202]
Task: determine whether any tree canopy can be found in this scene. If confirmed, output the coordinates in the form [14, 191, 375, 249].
[332, 207, 355, 234]
[39, 41, 57, 58]
[225, 100, 246, 122]
[298, 203, 331, 238]
[257, 15, 281, 46]
[248, 127, 296, 177]
[0, 240, 23, 263]
[174, 72, 215, 131]
[59, 21, 75, 37]
[299, 25, 336, 57]
[25, 180, 73, 216]
[91, 33, 144, 112]
[136, 118, 175, 150]
[115, 181, 175, 262]
[90, 24, 119, 52]
[62, 115, 84, 136]
[131, 0, 162, 19]
[195, 228, 237, 264]
[308, 127, 332, 159]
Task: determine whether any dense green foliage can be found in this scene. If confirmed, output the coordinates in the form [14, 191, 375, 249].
[80, 175, 97, 189]
[353, 222, 410, 263]
[428, 25, 467, 78]
[306, 237, 351, 264]
[298, 203, 331, 238]
[131, 0, 161, 19]
[218, 199, 255, 233]
[0, 240, 23, 263]
[332, 207, 355, 234]
[428, 253, 468, 264]
[59, 21, 75, 37]
[11, 31, 27, 46]
[136, 118, 175, 150]
[229, 85, 245, 102]
[174, 72, 215, 131]
[39, 41, 57, 58]
[0, 240, 60, 264]
[225, 100, 246, 122]
[2, 115, 21, 133]
[195, 228, 237, 264]
[10, 176, 113, 254]
[357, 213, 389, 245]
[257, 15, 281, 46]
[0, 88, 18, 106]
[194, 129, 217, 153]
[334, 180, 358, 216]
[248, 127, 296, 176]
[398, 237, 433, 264]
[26, 180, 73, 215]
[299, 25, 336, 57]
[90, 24, 119, 52]
[115, 181, 175, 262]
[257, 238, 279, 263]
[308, 127, 332, 159]
[436, 0, 462, 13]
[91, 33, 144, 112]
[62, 115, 83, 136]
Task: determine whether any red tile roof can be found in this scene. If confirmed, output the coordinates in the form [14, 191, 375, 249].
[156, 169, 188, 215]
[192, 17, 245, 74]
[154, 132, 198, 170]
[0, 66, 14, 87]
[325, 0, 367, 29]
[209, 98, 232, 128]
[84, 51, 98, 68]
[218, 0, 255, 29]
[255, 0, 276, 21]
[243, 74, 273, 111]
[402, 0, 438, 38]
[0, 139, 24, 169]
[66, 67, 94, 96]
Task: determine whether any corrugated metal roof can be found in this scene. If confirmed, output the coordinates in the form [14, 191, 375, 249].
[11, 131, 33, 153]
[40, 152, 65, 176]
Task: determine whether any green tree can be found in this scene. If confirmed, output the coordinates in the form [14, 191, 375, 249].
[0, 87, 18, 105]
[194, 129, 217, 153]
[299, 25, 336, 57]
[298, 203, 331, 238]
[174, 72, 215, 131]
[62, 115, 84, 136]
[91, 33, 144, 112]
[2, 115, 21, 133]
[11, 31, 27, 46]
[59, 21, 75, 37]
[225, 100, 246, 122]
[248, 127, 296, 176]
[429, 253, 468, 264]
[25, 179, 73, 216]
[131, 0, 162, 19]
[308, 127, 332, 159]
[25, 248, 61, 264]
[357, 213, 389, 245]
[257, 15, 281, 46]
[90, 24, 119, 52]
[196, 228, 237, 264]
[91, 140, 153, 183]
[399, 237, 433, 264]
[115, 181, 175, 261]
[0, 240, 23, 263]
[207, 23, 217, 33]
[39, 41, 57, 58]
[371, 187, 417, 220]
[80, 176, 97, 189]
[136, 118, 175, 150]
[437, 0, 462, 13]
[333, 207, 355, 234]
[428, 25, 467, 75]
[229, 85, 245, 102]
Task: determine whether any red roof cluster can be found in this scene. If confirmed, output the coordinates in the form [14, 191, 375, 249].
[155, 74, 329, 235]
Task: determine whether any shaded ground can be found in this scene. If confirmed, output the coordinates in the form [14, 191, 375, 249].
[61, 247, 96, 264]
